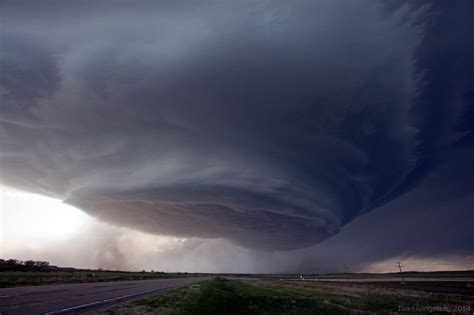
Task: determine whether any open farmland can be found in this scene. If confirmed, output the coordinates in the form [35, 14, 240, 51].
[0, 270, 199, 288]
[96, 277, 474, 314]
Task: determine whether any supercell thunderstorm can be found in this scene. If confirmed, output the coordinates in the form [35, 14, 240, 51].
[1, 0, 473, 254]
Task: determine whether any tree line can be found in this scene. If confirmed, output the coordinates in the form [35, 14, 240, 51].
[0, 259, 50, 271]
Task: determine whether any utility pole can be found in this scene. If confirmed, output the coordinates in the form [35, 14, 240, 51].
[344, 264, 349, 282]
[397, 261, 405, 283]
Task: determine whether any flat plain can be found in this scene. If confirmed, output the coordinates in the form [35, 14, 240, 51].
[95, 277, 474, 314]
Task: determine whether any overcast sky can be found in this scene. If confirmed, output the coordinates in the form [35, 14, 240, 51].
[1, 0, 473, 273]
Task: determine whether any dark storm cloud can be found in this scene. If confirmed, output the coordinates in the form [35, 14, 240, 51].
[1, 0, 473, 257]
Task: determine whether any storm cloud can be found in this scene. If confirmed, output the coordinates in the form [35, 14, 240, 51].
[1, 0, 473, 260]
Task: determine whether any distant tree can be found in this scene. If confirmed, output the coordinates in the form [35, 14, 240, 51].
[6, 259, 19, 265]
[0, 259, 50, 271]
[24, 260, 36, 270]
[6, 259, 20, 270]
[35, 261, 50, 271]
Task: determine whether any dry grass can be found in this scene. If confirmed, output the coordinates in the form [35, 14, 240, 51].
[243, 279, 474, 313]
[87, 284, 202, 315]
[92, 278, 474, 314]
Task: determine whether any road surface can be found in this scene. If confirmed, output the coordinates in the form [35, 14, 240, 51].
[0, 277, 207, 314]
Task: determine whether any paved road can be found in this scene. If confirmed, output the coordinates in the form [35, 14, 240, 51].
[0, 277, 207, 315]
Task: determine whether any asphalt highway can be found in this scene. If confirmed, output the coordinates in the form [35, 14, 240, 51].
[0, 277, 207, 315]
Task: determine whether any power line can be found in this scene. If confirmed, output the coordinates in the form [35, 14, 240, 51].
[344, 264, 349, 273]
[344, 264, 350, 281]
[397, 261, 405, 283]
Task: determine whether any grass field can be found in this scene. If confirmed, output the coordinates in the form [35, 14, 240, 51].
[256, 270, 474, 281]
[96, 277, 474, 314]
[0, 271, 193, 288]
[2, 268, 472, 288]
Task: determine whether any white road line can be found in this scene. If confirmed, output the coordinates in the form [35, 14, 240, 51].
[44, 283, 185, 314]
[0, 295, 11, 298]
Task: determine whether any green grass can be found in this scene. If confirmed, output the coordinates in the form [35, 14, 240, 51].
[0, 271, 190, 287]
[176, 278, 472, 314]
[105, 277, 474, 314]
[167, 278, 344, 314]
[134, 285, 198, 309]
[258, 270, 474, 281]
[405, 281, 474, 288]
[252, 279, 473, 314]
